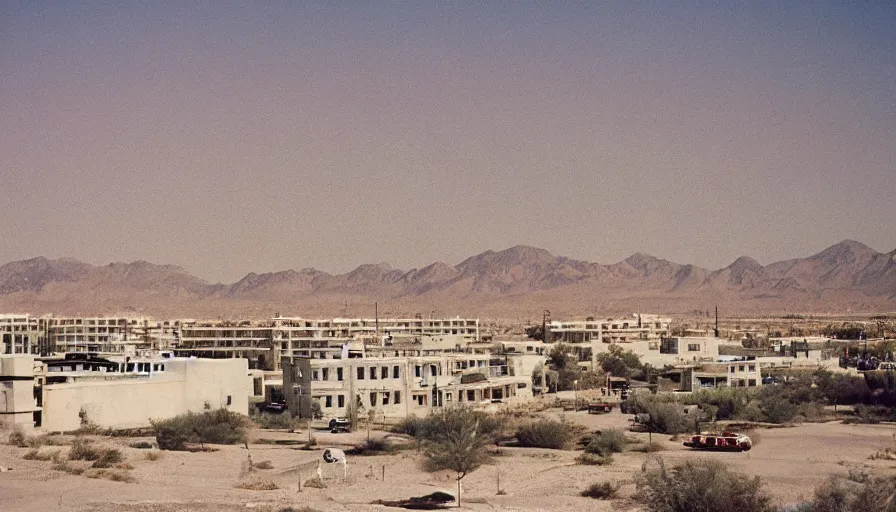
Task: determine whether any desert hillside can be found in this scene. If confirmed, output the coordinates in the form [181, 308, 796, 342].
[1, 240, 894, 319]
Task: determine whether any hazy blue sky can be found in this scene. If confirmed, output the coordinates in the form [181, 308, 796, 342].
[2, 2, 894, 282]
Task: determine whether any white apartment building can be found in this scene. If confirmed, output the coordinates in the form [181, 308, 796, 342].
[296, 349, 533, 421]
[549, 313, 671, 344]
[46, 317, 157, 354]
[0, 314, 43, 355]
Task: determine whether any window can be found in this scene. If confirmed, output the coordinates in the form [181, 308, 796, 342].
[357, 367, 365, 379]
[748, 365, 756, 372]
[738, 365, 745, 372]
[393, 391, 401, 404]
[445, 392, 452, 402]
[338, 394, 345, 408]
[430, 365, 437, 377]
[381, 366, 388, 379]
[382, 392, 390, 405]
[337, 367, 343, 381]
[414, 365, 421, 378]
[325, 395, 332, 408]
[369, 392, 377, 407]
[748, 379, 757, 387]
[687, 344, 701, 352]
[226, 395, 232, 406]
[321, 368, 329, 381]
[467, 390, 475, 401]
[370, 367, 377, 380]
[393, 365, 400, 378]
[311, 370, 319, 381]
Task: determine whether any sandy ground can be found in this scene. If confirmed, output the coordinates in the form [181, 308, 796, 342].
[2, 410, 895, 512]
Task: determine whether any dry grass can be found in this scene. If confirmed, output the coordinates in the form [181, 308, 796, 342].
[253, 460, 273, 469]
[236, 479, 279, 491]
[83, 468, 135, 483]
[577, 453, 613, 466]
[51, 461, 85, 476]
[303, 476, 326, 489]
[22, 449, 61, 461]
[144, 451, 163, 461]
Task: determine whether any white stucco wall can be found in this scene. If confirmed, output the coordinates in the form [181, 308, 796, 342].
[42, 358, 250, 432]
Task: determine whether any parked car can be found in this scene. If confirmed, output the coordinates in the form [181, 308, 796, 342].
[328, 417, 351, 433]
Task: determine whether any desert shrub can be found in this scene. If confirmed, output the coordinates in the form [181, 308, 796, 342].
[236, 479, 279, 490]
[349, 437, 395, 455]
[90, 448, 124, 468]
[685, 388, 754, 420]
[251, 412, 297, 430]
[23, 449, 59, 461]
[391, 415, 428, 437]
[758, 393, 799, 424]
[84, 468, 135, 482]
[585, 429, 627, 456]
[52, 461, 85, 475]
[129, 441, 154, 449]
[144, 451, 163, 461]
[253, 460, 273, 469]
[68, 438, 102, 461]
[581, 481, 620, 499]
[303, 476, 326, 488]
[7, 430, 27, 447]
[151, 409, 249, 450]
[637, 458, 776, 512]
[576, 453, 613, 466]
[515, 418, 580, 449]
[808, 476, 896, 512]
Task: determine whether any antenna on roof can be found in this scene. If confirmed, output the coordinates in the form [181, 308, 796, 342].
[714, 306, 719, 338]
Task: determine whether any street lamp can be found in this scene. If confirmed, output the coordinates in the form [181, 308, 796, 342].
[573, 379, 579, 411]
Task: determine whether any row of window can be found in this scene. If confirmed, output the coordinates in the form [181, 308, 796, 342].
[316, 391, 403, 409]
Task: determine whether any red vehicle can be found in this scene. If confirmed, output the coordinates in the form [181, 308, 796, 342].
[683, 432, 752, 452]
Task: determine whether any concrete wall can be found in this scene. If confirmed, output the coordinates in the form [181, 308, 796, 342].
[42, 358, 249, 432]
[0, 355, 39, 431]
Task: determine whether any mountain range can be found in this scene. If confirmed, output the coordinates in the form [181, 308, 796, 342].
[0, 240, 894, 319]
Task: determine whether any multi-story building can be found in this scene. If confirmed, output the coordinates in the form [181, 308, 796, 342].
[286, 346, 533, 421]
[0, 314, 44, 355]
[45, 317, 157, 355]
[549, 313, 671, 344]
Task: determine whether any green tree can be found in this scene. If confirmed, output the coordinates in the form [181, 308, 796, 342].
[421, 408, 498, 507]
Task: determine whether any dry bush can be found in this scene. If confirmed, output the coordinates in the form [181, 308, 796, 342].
[515, 418, 580, 449]
[128, 441, 154, 449]
[808, 475, 896, 512]
[581, 482, 620, 499]
[254, 460, 273, 469]
[23, 449, 60, 461]
[84, 468, 135, 482]
[349, 437, 396, 456]
[251, 412, 297, 430]
[90, 448, 125, 468]
[577, 453, 613, 466]
[7, 431, 27, 447]
[585, 429, 627, 456]
[51, 461, 85, 475]
[68, 438, 123, 468]
[637, 457, 776, 512]
[143, 450, 163, 461]
[152, 409, 250, 451]
[303, 476, 326, 488]
[236, 479, 279, 490]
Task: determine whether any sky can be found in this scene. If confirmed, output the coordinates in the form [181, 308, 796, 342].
[1, 2, 894, 283]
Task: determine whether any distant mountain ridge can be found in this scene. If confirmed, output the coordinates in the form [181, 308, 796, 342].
[0, 240, 894, 318]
